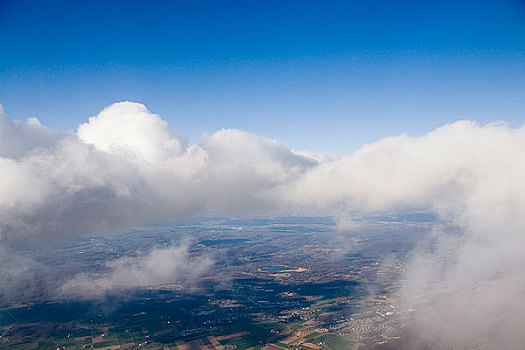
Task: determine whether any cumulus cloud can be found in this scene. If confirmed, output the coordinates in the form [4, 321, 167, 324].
[60, 244, 213, 299]
[0, 102, 320, 242]
[202, 128, 316, 212]
[78, 102, 185, 162]
[0, 105, 65, 159]
[1, 102, 525, 347]
[0, 103, 210, 242]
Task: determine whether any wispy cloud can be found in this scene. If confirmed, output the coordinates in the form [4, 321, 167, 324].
[59, 244, 213, 299]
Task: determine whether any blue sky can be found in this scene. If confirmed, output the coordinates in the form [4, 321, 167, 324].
[1, 0, 525, 153]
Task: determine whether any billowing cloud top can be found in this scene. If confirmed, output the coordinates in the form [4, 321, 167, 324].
[0, 102, 320, 242]
[78, 102, 185, 162]
[1, 102, 525, 243]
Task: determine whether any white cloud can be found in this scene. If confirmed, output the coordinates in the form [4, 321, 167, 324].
[78, 102, 185, 162]
[202, 128, 316, 212]
[0, 103, 211, 241]
[2, 102, 525, 347]
[0, 105, 65, 159]
[0, 102, 318, 241]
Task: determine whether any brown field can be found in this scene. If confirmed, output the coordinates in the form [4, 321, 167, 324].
[207, 336, 225, 350]
[215, 331, 250, 341]
[93, 334, 117, 343]
[97, 346, 120, 350]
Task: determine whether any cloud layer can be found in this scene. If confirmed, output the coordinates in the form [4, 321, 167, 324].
[1, 102, 525, 348]
[0, 102, 317, 242]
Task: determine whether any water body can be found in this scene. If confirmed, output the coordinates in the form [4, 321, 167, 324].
[260, 265, 296, 272]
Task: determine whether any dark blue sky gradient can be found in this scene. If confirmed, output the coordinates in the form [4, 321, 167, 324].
[1, 0, 525, 152]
